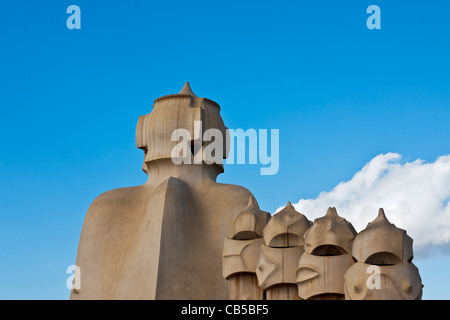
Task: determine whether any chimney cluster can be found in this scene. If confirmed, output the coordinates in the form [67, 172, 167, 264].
[223, 203, 423, 300]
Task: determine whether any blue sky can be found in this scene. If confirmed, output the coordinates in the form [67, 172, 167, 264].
[0, 0, 449, 299]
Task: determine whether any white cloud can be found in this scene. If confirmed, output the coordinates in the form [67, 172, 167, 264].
[284, 153, 450, 258]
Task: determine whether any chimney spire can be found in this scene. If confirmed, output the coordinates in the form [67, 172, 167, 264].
[179, 81, 197, 97]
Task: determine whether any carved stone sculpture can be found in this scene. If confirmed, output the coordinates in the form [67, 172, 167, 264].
[344, 261, 423, 300]
[71, 83, 423, 300]
[297, 207, 357, 300]
[297, 252, 354, 300]
[228, 195, 271, 241]
[262, 202, 311, 248]
[256, 202, 311, 300]
[222, 195, 270, 300]
[71, 83, 261, 299]
[344, 208, 423, 300]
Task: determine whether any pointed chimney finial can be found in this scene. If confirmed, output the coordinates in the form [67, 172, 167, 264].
[374, 208, 390, 224]
[325, 207, 339, 217]
[179, 81, 197, 97]
[247, 194, 260, 209]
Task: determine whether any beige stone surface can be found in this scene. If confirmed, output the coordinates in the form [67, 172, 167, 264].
[253, 202, 311, 300]
[344, 262, 423, 300]
[262, 202, 311, 248]
[256, 245, 303, 290]
[296, 207, 356, 300]
[71, 83, 258, 299]
[222, 193, 269, 300]
[135, 82, 228, 171]
[222, 238, 264, 279]
[352, 208, 413, 264]
[303, 207, 357, 255]
[228, 195, 271, 240]
[227, 273, 263, 300]
[297, 252, 353, 300]
[265, 284, 301, 300]
[344, 208, 423, 300]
